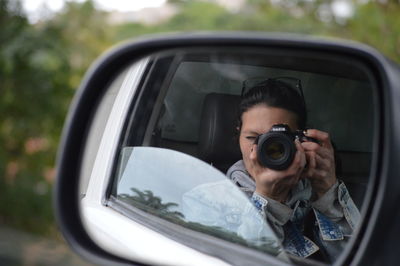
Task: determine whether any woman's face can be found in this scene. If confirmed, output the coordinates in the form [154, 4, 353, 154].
[239, 104, 298, 175]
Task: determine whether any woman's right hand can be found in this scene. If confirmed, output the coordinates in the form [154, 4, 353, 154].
[244, 140, 306, 203]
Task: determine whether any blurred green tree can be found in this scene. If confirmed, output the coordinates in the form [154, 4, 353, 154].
[0, 0, 62, 234]
[120, 0, 399, 63]
[0, 0, 112, 236]
[342, 1, 400, 63]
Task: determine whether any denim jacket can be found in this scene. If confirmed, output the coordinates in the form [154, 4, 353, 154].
[227, 160, 361, 262]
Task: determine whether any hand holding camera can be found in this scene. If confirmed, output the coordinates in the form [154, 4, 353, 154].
[250, 124, 337, 201]
[300, 129, 337, 199]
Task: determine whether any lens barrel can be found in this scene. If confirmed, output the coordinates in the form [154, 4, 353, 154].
[257, 131, 296, 170]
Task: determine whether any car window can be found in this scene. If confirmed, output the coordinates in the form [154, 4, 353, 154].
[160, 61, 373, 152]
[152, 54, 374, 207]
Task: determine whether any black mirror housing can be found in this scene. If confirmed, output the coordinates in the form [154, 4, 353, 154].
[55, 33, 400, 266]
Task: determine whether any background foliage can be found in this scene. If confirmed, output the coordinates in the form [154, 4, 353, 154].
[0, 0, 399, 242]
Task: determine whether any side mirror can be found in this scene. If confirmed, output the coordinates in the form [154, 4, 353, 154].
[55, 33, 400, 265]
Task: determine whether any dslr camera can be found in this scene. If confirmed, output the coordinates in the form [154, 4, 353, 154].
[254, 124, 318, 170]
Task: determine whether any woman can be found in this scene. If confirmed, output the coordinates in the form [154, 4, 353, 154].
[227, 78, 360, 262]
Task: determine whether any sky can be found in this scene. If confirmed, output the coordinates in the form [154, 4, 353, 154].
[22, 0, 167, 22]
[21, 0, 353, 24]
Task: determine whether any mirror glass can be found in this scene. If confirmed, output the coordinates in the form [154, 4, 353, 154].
[80, 46, 377, 265]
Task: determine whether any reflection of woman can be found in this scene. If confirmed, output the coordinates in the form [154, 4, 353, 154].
[227, 78, 360, 262]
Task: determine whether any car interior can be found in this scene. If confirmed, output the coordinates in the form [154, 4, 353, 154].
[120, 49, 376, 211]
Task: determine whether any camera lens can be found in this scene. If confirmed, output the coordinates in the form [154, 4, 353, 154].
[265, 141, 285, 160]
[257, 132, 296, 170]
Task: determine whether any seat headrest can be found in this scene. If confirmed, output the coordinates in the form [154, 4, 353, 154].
[198, 93, 242, 172]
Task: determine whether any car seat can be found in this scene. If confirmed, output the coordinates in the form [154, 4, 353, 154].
[198, 93, 242, 173]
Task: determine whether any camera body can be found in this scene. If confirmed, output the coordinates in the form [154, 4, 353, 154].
[255, 124, 318, 170]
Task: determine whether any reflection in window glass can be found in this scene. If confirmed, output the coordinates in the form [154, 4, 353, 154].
[116, 147, 283, 256]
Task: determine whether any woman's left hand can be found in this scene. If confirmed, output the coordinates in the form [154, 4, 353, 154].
[300, 129, 337, 199]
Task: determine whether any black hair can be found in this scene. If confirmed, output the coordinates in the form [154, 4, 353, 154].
[238, 79, 307, 130]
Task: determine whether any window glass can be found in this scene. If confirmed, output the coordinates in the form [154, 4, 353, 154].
[116, 147, 283, 256]
[160, 61, 373, 152]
